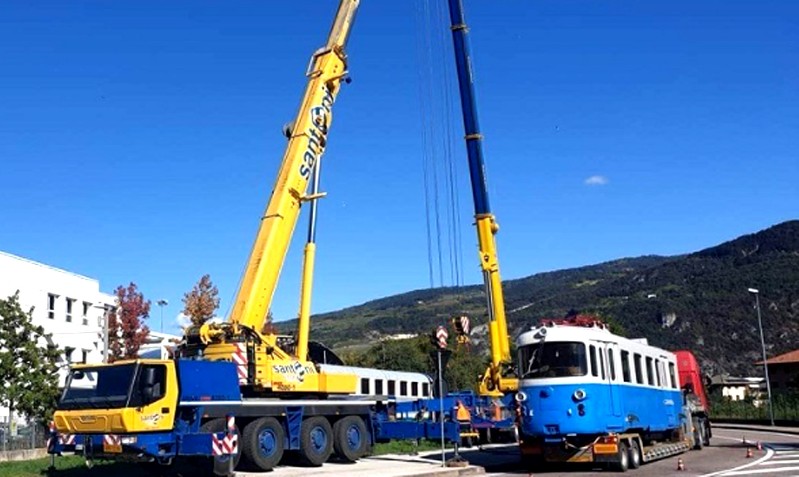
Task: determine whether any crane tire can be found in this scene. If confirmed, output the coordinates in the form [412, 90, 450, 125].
[241, 417, 285, 471]
[333, 415, 369, 462]
[298, 416, 334, 466]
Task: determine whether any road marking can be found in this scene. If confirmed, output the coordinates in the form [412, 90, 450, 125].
[722, 465, 799, 475]
[762, 460, 799, 465]
[699, 435, 774, 477]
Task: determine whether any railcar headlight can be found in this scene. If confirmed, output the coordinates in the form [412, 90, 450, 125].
[515, 391, 528, 403]
[120, 436, 137, 445]
[573, 388, 587, 401]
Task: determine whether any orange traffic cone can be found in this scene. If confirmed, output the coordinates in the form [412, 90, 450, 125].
[757, 441, 763, 451]
[676, 457, 685, 471]
[746, 447, 754, 458]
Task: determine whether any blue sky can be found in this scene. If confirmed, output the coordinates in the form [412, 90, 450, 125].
[1, 1, 797, 334]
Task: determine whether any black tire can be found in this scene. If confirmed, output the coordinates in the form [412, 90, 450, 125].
[628, 439, 642, 469]
[200, 418, 241, 476]
[332, 416, 369, 462]
[298, 416, 334, 466]
[612, 441, 629, 472]
[693, 418, 704, 450]
[241, 417, 285, 471]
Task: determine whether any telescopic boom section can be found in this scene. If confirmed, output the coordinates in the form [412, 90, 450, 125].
[199, 0, 360, 346]
[446, 0, 517, 396]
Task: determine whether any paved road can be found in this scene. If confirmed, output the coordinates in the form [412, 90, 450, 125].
[459, 426, 799, 476]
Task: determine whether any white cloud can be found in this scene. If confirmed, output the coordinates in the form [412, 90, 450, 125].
[174, 313, 224, 330]
[584, 175, 609, 186]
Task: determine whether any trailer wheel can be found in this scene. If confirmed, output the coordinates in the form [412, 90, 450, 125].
[200, 418, 241, 475]
[298, 416, 334, 466]
[333, 416, 369, 462]
[242, 417, 285, 471]
[703, 421, 711, 447]
[628, 439, 642, 469]
[611, 441, 629, 472]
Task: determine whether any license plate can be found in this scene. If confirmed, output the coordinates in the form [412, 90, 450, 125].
[103, 443, 122, 453]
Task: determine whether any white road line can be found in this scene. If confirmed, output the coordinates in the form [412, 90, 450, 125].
[773, 453, 799, 459]
[699, 435, 774, 477]
[722, 465, 799, 475]
[762, 460, 799, 465]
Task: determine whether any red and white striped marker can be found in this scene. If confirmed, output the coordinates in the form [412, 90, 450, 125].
[103, 434, 120, 446]
[459, 316, 470, 335]
[436, 326, 448, 349]
[232, 343, 248, 384]
[211, 416, 238, 456]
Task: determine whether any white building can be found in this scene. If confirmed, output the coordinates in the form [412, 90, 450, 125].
[0, 250, 116, 424]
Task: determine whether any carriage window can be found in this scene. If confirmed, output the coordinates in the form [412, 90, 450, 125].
[519, 341, 587, 379]
[411, 382, 419, 396]
[654, 359, 662, 387]
[668, 363, 678, 389]
[608, 349, 616, 381]
[388, 380, 396, 396]
[599, 349, 606, 380]
[400, 381, 408, 396]
[375, 379, 384, 395]
[633, 353, 643, 384]
[360, 378, 370, 394]
[645, 357, 655, 386]
[621, 350, 631, 383]
[589, 345, 598, 377]
[423, 383, 430, 396]
[660, 362, 667, 388]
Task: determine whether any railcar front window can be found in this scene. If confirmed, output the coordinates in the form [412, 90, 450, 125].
[519, 342, 587, 379]
[58, 364, 137, 410]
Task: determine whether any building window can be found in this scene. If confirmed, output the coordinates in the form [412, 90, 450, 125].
[82, 302, 91, 326]
[65, 298, 75, 322]
[47, 294, 57, 319]
[64, 346, 75, 363]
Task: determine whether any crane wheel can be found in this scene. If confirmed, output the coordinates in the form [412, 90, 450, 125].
[242, 417, 285, 471]
[298, 416, 334, 466]
[333, 416, 369, 462]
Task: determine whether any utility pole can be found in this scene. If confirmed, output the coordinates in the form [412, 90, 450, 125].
[748, 288, 775, 426]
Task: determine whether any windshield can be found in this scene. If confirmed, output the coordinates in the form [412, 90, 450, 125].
[58, 364, 137, 410]
[519, 341, 587, 379]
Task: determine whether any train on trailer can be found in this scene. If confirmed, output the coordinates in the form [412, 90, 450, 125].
[47, 0, 518, 475]
[514, 315, 711, 472]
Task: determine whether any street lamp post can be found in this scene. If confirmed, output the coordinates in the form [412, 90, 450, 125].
[748, 288, 775, 426]
[157, 299, 168, 334]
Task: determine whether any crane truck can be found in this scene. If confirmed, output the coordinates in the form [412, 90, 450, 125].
[48, 0, 517, 473]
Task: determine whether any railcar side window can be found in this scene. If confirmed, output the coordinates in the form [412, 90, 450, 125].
[645, 357, 655, 386]
[400, 381, 408, 396]
[599, 349, 606, 380]
[423, 383, 430, 396]
[608, 349, 616, 381]
[669, 362, 678, 389]
[589, 345, 598, 377]
[654, 359, 662, 387]
[633, 353, 643, 384]
[361, 378, 370, 394]
[411, 382, 419, 397]
[388, 380, 396, 396]
[375, 379, 384, 395]
[621, 350, 631, 383]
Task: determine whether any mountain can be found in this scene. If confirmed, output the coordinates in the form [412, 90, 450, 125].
[278, 220, 799, 375]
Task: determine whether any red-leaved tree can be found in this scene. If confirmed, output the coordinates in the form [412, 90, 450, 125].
[108, 283, 151, 362]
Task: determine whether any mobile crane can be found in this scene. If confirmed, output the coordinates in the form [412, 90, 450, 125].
[445, 0, 517, 398]
[48, 1, 515, 473]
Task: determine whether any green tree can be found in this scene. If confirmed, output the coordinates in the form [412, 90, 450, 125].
[0, 293, 61, 423]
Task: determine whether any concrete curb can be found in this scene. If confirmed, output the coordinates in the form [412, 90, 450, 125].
[714, 422, 799, 436]
[0, 448, 48, 462]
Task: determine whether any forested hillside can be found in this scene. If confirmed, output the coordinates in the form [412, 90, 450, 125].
[279, 220, 799, 375]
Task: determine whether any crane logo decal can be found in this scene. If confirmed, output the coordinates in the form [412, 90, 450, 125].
[299, 86, 335, 179]
[272, 361, 316, 383]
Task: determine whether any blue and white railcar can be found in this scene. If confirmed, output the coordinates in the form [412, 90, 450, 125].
[516, 322, 683, 445]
